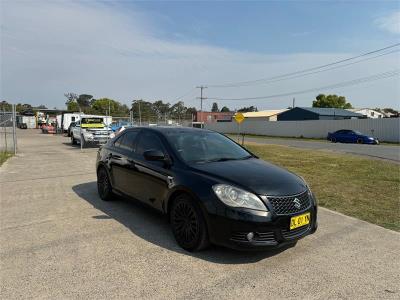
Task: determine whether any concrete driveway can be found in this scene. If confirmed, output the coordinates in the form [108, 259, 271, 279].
[235, 135, 400, 163]
[1, 130, 399, 299]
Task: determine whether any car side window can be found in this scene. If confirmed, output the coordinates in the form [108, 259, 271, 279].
[113, 134, 125, 148]
[120, 131, 139, 151]
[136, 131, 165, 157]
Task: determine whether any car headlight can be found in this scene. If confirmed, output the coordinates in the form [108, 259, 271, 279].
[212, 184, 268, 211]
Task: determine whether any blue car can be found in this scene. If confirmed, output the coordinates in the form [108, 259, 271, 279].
[327, 129, 379, 144]
[110, 121, 134, 132]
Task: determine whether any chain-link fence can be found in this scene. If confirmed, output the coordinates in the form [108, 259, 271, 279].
[0, 107, 17, 154]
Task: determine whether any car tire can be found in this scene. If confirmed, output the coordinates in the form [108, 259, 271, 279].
[71, 136, 77, 145]
[97, 167, 114, 201]
[170, 195, 210, 252]
[357, 138, 363, 144]
[331, 137, 337, 143]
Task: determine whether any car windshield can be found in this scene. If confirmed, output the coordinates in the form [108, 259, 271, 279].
[166, 131, 252, 163]
[353, 131, 363, 135]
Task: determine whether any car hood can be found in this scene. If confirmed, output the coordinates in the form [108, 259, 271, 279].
[190, 158, 307, 196]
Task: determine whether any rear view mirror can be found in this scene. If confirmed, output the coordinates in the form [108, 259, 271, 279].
[144, 150, 165, 161]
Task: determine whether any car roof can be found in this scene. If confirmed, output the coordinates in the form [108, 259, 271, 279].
[124, 126, 215, 135]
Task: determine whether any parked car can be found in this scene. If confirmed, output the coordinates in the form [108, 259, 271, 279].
[96, 127, 318, 251]
[327, 129, 379, 144]
[110, 121, 134, 132]
[71, 117, 112, 147]
[41, 124, 56, 134]
[18, 123, 28, 129]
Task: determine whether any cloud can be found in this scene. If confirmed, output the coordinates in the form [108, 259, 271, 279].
[374, 11, 400, 34]
[1, 1, 399, 110]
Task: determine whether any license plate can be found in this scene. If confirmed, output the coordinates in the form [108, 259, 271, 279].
[290, 212, 310, 230]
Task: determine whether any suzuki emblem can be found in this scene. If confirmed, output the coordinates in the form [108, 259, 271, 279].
[293, 198, 301, 209]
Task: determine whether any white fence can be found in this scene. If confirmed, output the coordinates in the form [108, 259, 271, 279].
[205, 118, 400, 142]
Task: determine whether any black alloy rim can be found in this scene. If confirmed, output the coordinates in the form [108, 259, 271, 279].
[98, 171, 109, 197]
[172, 202, 200, 245]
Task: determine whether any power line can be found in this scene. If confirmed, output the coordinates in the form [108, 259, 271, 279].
[208, 69, 400, 101]
[217, 49, 400, 88]
[172, 87, 197, 102]
[207, 43, 400, 88]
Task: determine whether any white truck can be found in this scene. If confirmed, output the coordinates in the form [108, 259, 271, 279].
[71, 116, 112, 147]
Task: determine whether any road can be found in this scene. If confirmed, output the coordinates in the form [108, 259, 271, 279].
[1, 130, 399, 299]
[236, 135, 400, 162]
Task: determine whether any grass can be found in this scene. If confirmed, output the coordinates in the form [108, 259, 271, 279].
[227, 133, 325, 142]
[0, 152, 13, 166]
[226, 133, 400, 145]
[245, 143, 400, 231]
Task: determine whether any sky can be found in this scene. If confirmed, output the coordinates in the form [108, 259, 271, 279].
[1, 0, 400, 111]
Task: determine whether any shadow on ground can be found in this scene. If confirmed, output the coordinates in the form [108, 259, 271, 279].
[72, 181, 293, 264]
[62, 142, 100, 149]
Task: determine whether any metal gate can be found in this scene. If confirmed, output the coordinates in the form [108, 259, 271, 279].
[0, 105, 17, 154]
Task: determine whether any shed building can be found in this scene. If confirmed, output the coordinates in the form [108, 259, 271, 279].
[277, 107, 363, 121]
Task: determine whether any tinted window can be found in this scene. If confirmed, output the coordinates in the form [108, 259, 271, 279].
[166, 131, 251, 163]
[114, 131, 138, 151]
[136, 131, 165, 157]
[113, 134, 124, 148]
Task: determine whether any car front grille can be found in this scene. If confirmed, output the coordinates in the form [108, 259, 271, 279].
[267, 190, 311, 215]
[281, 225, 310, 240]
[231, 231, 277, 244]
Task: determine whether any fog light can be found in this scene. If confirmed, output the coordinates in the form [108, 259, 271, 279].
[246, 232, 254, 241]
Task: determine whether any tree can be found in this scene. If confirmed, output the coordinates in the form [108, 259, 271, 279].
[238, 106, 257, 112]
[90, 98, 130, 116]
[152, 100, 170, 121]
[312, 94, 353, 109]
[36, 104, 47, 109]
[211, 102, 219, 112]
[0, 101, 12, 111]
[170, 101, 187, 121]
[77, 94, 93, 111]
[221, 106, 230, 112]
[16, 103, 33, 113]
[131, 100, 156, 122]
[67, 101, 80, 112]
[64, 93, 79, 111]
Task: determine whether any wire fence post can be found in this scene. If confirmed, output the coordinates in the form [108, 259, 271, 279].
[12, 104, 17, 155]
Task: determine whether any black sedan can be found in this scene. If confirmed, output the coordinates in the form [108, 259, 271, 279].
[96, 127, 318, 251]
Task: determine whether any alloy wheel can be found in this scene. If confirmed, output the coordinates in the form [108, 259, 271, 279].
[171, 200, 200, 248]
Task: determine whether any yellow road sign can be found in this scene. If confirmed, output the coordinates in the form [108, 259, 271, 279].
[234, 112, 245, 124]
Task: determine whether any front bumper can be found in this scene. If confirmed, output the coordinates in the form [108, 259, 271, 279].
[206, 204, 318, 250]
[84, 135, 110, 144]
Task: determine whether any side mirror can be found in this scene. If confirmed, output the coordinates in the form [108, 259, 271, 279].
[144, 150, 165, 161]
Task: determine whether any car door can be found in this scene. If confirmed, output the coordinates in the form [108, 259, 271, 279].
[127, 130, 172, 211]
[336, 130, 349, 143]
[347, 131, 358, 143]
[108, 130, 140, 195]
